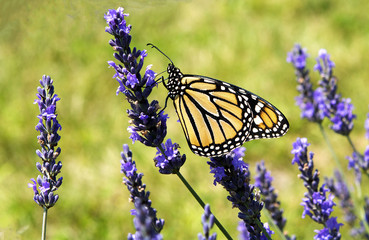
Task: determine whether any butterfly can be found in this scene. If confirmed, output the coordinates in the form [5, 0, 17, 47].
[148, 44, 289, 157]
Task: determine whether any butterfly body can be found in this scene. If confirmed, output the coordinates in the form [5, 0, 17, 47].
[163, 63, 289, 157]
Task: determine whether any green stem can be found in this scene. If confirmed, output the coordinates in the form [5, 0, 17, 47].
[254, 218, 272, 240]
[318, 123, 344, 174]
[318, 124, 356, 205]
[41, 207, 47, 240]
[262, 209, 287, 240]
[346, 135, 358, 153]
[176, 171, 232, 240]
[157, 145, 233, 240]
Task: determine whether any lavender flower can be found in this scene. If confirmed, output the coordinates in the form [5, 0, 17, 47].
[313, 48, 357, 135]
[287, 44, 328, 122]
[105, 7, 168, 147]
[238, 222, 274, 240]
[314, 217, 343, 240]
[286, 44, 309, 70]
[314, 49, 339, 113]
[121, 144, 164, 238]
[198, 204, 217, 240]
[325, 170, 356, 226]
[314, 49, 335, 80]
[208, 148, 266, 238]
[347, 150, 369, 183]
[291, 137, 343, 239]
[127, 199, 163, 240]
[154, 139, 186, 174]
[29, 75, 62, 209]
[330, 98, 356, 135]
[343, 109, 369, 183]
[254, 161, 287, 233]
[288, 45, 357, 134]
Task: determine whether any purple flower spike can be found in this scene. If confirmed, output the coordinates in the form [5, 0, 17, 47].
[325, 170, 357, 226]
[29, 75, 62, 209]
[314, 217, 343, 240]
[286, 44, 309, 70]
[208, 148, 266, 238]
[314, 49, 335, 78]
[287, 45, 327, 123]
[347, 149, 369, 183]
[291, 138, 343, 239]
[238, 222, 274, 240]
[105, 7, 167, 148]
[255, 161, 294, 239]
[313, 49, 347, 129]
[121, 144, 164, 237]
[198, 204, 217, 240]
[154, 139, 186, 174]
[330, 98, 356, 136]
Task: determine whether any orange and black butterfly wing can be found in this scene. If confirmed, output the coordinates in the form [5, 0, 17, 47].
[172, 75, 288, 157]
[244, 94, 289, 142]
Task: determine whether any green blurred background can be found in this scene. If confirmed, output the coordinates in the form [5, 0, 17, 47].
[1, 0, 369, 239]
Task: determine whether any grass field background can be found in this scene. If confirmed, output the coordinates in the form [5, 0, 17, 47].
[1, 0, 369, 239]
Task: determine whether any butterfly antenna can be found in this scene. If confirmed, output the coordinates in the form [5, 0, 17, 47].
[147, 43, 174, 65]
[155, 69, 167, 80]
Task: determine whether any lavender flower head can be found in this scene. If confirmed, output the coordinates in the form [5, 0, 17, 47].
[314, 49, 335, 79]
[291, 138, 343, 239]
[198, 204, 217, 240]
[154, 139, 186, 174]
[325, 170, 356, 226]
[314, 49, 357, 135]
[286, 44, 309, 70]
[238, 222, 274, 240]
[105, 7, 168, 147]
[347, 148, 369, 184]
[255, 161, 287, 232]
[330, 98, 356, 135]
[208, 148, 266, 238]
[127, 199, 163, 240]
[287, 44, 328, 122]
[121, 144, 164, 238]
[314, 217, 343, 240]
[343, 108, 369, 183]
[28, 75, 63, 209]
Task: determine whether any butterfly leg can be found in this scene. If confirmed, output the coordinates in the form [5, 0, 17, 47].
[157, 95, 169, 116]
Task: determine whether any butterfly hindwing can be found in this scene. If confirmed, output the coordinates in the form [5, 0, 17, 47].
[240, 92, 289, 141]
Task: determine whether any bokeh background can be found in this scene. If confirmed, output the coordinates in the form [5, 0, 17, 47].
[1, 0, 369, 239]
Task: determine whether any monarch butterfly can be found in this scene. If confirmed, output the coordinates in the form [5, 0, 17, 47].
[148, 44, 289, 157]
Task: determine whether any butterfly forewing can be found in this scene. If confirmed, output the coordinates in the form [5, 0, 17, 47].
[173, 76, 255, 157]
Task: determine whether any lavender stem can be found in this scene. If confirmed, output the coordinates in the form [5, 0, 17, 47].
[41, 207, 47, 240]
[157, 145, 232, 240]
